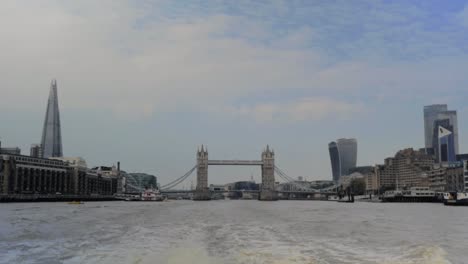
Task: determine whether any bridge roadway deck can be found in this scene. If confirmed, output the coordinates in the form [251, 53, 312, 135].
[161, 190, 337, 194]
[207, 160, 263, 166]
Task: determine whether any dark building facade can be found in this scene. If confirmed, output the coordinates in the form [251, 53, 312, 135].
[456, 154, 468, 162]
[328, 138, 357, 182]
[432, 119, 456, 163]
[423, 104, 458, 159]
[328, 142, 341, 183]
[0, 154, 117, 197]
[348, 166, 374, 175]
[464, 161, 468, 192]
[30, 144, 42, 158]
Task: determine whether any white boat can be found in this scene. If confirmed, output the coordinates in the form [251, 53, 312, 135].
[383, 190, 403, 199]
[443, 192, 468, 206]
[382, 187, 436, 202]
[327, 195, 339, 201]
[401, 187, 435, 197]
[141, 188, 165, 201]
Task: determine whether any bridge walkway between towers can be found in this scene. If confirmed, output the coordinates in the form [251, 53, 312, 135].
[207, 160, 263, 166]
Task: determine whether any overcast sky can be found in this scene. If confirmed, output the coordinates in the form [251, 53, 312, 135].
[1, 0, 467, 186]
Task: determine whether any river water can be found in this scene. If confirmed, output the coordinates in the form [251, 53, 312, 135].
[1, 200, 467, 264]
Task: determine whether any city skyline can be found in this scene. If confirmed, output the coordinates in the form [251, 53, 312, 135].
[1, 1, 468, 184]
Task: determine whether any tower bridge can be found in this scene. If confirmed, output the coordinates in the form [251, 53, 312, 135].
[195, 145, 276, 201]
[157, 145, 340, 201]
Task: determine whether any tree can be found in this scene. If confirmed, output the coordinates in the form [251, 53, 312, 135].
[350, 178, 366, 195]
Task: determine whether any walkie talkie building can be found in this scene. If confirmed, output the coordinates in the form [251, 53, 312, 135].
[329, 138, 357, 182]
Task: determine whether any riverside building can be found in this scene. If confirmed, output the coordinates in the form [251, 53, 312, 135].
[376, 148, 433, 189]
[427, 163, 464, 192]
[0, 141, 21, 155]
[124, 173, 158, 194]
[465, 161, 468, 192]
[0, 154, 118, 199]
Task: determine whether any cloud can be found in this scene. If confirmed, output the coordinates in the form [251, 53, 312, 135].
[226, 97, 363, 123]
[0, 0, 467, 121]
[457, 5, 468, 28]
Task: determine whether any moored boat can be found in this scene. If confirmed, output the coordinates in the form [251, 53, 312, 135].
[141, 188, 166, 201]
[67, 201, 84, 205]
[382, 187, 437, 202]
[443, 192, 468, 206]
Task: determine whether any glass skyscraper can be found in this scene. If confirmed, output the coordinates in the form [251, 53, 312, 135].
[328, 142, 340, 182]
[41, 79, 63, 158]
[124, 173, 158, 193]
[432, 119, 456, 163]
[423, 104, 458, 160]
[328, 138, 358, 182]
[424, 104, 447, 150]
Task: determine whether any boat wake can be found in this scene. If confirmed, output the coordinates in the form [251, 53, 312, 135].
[383, 245, 451, 264]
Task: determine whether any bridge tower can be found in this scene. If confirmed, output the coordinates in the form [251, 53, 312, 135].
[260, 145, 278, 201]
[194, 145, 211, 200]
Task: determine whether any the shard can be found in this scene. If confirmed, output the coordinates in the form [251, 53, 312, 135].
[41, 79, 63, 158]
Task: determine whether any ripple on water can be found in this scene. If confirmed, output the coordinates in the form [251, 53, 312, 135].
[382, 245, 451, 264]
[0, 201, 466, 264]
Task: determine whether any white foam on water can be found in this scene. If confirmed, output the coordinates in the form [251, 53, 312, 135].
[2, 201, 467, 264]
[382, 245, 452, 264]
[236, 249, 318, 264]
[124, 245, 220, 264]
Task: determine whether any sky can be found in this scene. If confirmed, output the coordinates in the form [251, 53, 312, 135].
[0, 0, 467, 186]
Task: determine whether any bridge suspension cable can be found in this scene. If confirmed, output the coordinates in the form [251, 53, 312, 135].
[274, 165, 338, 193]
[274, 166, 316, 192]
[274, 166, 298, 182]
[160, 165, 197, 191]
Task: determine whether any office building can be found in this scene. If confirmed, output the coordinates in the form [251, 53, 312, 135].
[423, 104, 458, 158]
[0, 141, 21, 155]
[30, 144, 42, 158]
[348, 166, 374, 175]
[328, 138, 358, 182]
[124, 173, 158, 194]
[432, 119, 456, 163]
[41, 79, 63, 158]
[456, 154, 468, 162]
[377, 148, 433, 189]
[336, 138, 357, 177]
[424, 104, 447, 150]
[0, 147, 21, 155]
[464, 161, 468, 192]
[328, 142, 340, 182]
[427, 164, 464, 192]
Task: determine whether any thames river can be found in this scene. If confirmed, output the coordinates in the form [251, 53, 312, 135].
[1, 200, 467, 264]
